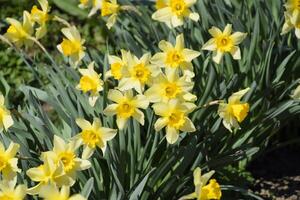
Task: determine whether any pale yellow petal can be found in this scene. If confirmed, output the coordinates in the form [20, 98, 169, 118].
[154, 118, 168, 131]
[175, 34, 184, 50]
[208, 27, 222, 37]
[228, 87, 250, 104]
[116, 117, 128, 130]
[166, 126, 179, 144]
[82, 146, 94, 159]
[212, 50, 224, 64]
[182, 49, 200, 62]
[100, 127, 117, 141]
[132, 109, 145, 125]
[103, 104, 118, 116]
[76, 118, 92, 130]
[223, 24, 232, 35]
[230, 46, 241, 60]
[230, 32, 247, 45]
[5, 142, 19, 158]
[180, 117, 196, 132]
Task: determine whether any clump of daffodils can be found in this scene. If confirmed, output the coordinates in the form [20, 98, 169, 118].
[152, 0, 199, 28]
[4, 11, 34, 48]
[77, 0, 123, 29]
[102, 34, 199, 144]
[202, 24, 247, 64]
[4, 0, 52, 47]
[180, 167, 222, 200]
[281, 0, 300, 38]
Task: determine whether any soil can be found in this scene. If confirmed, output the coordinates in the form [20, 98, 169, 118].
[248, 146, 300, 200]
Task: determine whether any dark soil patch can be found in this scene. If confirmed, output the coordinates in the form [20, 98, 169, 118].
[248, 146, 300, 199]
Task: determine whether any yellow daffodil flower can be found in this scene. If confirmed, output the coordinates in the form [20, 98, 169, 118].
[101, 0, 120, 29]
[152, 99, 196, 144]
[144, 70, 196, 103]
[151, 34, 200, 78]
[26, 157, 70, 195]
[118, 53, 160, 94]
[0, 141, 20, 180]
[0, 179, 27, 200]
[106, 49, 132, 80]
[4, 11, 34, 48]
[179, 167, 221, 200]
[41, 135, 91, 186]
[76, 62, 103, 107]
[0, 94, 14, 132]
[31, 0, 50, 39]
[57, 26, 86, 67]
[218, 88, 250, 132]
[152, 0, 199, 28]
[104, 89, 149, 130]
[281, 11, 300, 39]
[202, 24, 247, 64]
[75, 118, 117, 159]
[39, 184, 86, 200]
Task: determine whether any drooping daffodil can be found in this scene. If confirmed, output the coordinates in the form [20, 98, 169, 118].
[218, 88, 250, 132]
[179, 167, 222, 200]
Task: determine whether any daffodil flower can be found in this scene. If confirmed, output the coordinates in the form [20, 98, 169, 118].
[218, 88, 250, 132]
[4, 11, 34, 48]
[75, 118, 117, 159]
[0, 94, 14, 132]
[152, 0, 199, 28]
[151, 34, 200, 78]
[101, 0, 120, 29]
[0, 142, 20, 180]
[39, 184, 86, 200]
[152, 99, 196, 144]
[179, 167, 222, 200]
[106, 49, 132, 80]
[202, 24, 247, 64]
[0, 179, 27, 200]
[76, 62, 103, 107]
[281, 11, 300, 39]
[26, 157, 70, 195]
[31, 0, 50, 39]
[144, 70, 196, 103]
[118, 53, 160, 94]
[104, 89, 149, 130]
[41, 136, 91, 186]
[57, 26, 86, 67]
